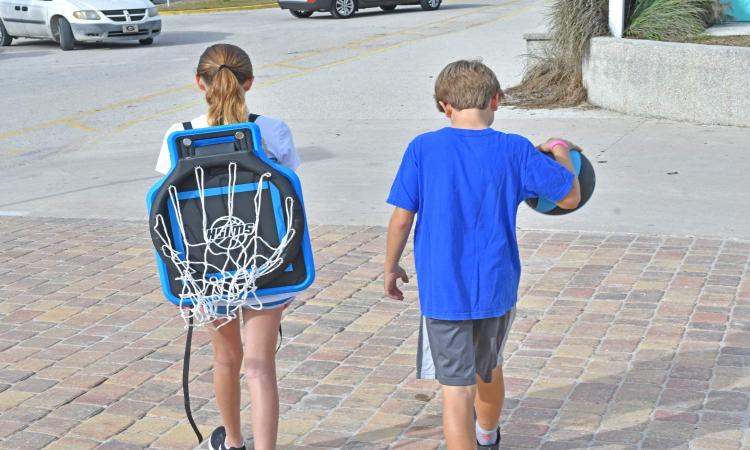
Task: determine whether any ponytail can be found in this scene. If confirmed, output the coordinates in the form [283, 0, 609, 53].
[205, 68, 248, 126]
[196, 44, 254, 126]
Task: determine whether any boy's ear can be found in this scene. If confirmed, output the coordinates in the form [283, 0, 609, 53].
[490, 93, 500, 111]
[439, 101, 452, 118]
[195, 74, 206, 92]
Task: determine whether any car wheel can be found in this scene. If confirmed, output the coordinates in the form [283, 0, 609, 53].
[290, 10, 314, 17]
[139, 37, 154, 45]
[420, 0, 440, 10]
[57, 17, 75, 50]
[0, 20, 12, 46]
[380, 4, 396, 10]
[330, 0, 356, 18]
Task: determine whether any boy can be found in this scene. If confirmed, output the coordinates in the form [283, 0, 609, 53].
[384, 60, 580, 450]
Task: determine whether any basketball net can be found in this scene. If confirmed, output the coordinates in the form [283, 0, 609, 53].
[153, 162, 295, 327]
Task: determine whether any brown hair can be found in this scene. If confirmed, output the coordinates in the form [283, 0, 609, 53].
[197, 44, 254, 126]
[434, 60, 503, 112]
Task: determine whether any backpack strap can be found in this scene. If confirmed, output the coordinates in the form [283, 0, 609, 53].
[182, 116, 256, 129]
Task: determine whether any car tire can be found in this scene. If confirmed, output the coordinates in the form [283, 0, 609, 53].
[330, 0, 356, 18]
[0, 20, 12, 46]
[139, 37, 154, 45]
[380, 4, 396, 10]
[57, 17, 75, 50]
[420, 0, 441, 10]
[290, 10, 314, 18]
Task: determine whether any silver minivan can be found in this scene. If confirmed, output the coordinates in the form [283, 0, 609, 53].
[0, 0, 161, 50]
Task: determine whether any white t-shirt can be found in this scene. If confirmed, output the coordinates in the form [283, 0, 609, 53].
[155, 114, 301, 175]
[154, 114, 302, 308]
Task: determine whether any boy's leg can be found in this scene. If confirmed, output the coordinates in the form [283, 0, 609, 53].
[473, 307, 516, 445]
[241, 306, 284, 450]
[475, 366, 505, 430]
[443, 384, 478, 450]
[210, 317, 244, 448]
[418, 317, 478, 449]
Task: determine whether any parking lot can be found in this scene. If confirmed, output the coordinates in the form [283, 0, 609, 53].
[2, 0, 748, 238]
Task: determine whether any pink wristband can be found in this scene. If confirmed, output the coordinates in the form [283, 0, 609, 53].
[547, 140, 570, 151]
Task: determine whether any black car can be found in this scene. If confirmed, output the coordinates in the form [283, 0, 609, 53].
[278, 0, 441, 19]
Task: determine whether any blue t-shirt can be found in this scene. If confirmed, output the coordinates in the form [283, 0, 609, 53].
[386, 128, 574, 320]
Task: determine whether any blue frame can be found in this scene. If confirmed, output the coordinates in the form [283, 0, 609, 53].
[146, 122, 315, 307]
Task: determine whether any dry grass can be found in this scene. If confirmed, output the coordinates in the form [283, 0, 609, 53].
[503, 0, 609, 108]
[626, 0, 724, 41]
[680, 34, 750, 46]
[504, 0, 728, 109]
[157, 0, 273, 12]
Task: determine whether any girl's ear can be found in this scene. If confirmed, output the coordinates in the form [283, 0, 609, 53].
[243, 76, 254, 92]
[195, 74, 206, 92]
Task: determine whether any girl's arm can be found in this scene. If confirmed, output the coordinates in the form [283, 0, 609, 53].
[155, 123, 182, 175]
[273, 121, 301, 170]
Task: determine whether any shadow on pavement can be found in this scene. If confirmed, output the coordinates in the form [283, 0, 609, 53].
[289, 346, 745, 449]
[305, 2, 486, 20]
[1, 30, 230, 52]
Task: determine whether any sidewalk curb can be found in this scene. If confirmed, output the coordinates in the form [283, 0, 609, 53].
[159, 2, 276, 15]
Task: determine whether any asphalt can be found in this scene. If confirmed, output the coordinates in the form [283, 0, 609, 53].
[0, 0, 748, 239]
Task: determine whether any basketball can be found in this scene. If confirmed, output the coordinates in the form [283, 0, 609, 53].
[525, 148, 596, 215]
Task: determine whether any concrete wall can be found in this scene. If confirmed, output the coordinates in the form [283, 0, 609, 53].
[522, 32, 551, 72]
[583, 37, 750, 127]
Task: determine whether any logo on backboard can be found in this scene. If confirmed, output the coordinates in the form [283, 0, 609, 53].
[206, 216, 256, 251]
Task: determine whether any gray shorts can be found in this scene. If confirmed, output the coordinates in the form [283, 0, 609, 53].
[417, 308, 516, 386]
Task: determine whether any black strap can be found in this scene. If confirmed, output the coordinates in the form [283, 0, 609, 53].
[182, 116, 255, 130]
[183, 314, 203, 444]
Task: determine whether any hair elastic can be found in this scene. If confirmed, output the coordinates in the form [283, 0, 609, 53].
[547, 140, 570, 151]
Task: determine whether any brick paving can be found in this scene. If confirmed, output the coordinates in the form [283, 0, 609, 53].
[0, 217, 749, 450]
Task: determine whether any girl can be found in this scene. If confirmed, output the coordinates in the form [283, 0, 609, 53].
[155, 43, 300, 450]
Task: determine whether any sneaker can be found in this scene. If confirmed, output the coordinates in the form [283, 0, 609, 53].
[208, 426, 246, 450]
[476, 426, 501, 450]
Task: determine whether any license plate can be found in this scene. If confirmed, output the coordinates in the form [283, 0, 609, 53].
[122, 24, 139, 33]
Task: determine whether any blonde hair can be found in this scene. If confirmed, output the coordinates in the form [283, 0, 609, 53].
[197, 44, 254, 126]
[434, 60, 502, 112]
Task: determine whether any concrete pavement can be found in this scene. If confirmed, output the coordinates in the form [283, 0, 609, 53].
[1, 217, 748, 449]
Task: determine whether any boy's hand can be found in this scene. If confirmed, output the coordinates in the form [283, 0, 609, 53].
[384, 266, 409, 301]
[538, 138, 580, 154]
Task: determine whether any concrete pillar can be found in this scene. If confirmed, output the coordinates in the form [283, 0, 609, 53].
[609, 0, 626, 37]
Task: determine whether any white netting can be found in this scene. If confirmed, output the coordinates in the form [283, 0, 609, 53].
[153, 162, 296, 327]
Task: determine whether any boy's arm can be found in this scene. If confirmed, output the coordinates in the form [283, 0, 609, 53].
[538, 139, 581, 210]
[384, 207, 415, 301]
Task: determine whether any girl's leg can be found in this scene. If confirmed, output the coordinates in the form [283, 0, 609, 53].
[241, 306, 284, 450]
[210, 318, 245, 448]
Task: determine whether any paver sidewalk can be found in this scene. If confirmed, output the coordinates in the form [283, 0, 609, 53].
[0, 217, 748, 450]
